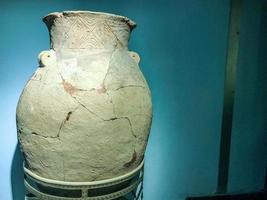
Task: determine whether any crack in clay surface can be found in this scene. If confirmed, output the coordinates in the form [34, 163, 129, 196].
[106, 91, 116, 116]
[117, 117, 136, 138]
[72, 96, 107, 121]
[72, 94, 136, 139]
[59, 76, 136, 141]
[62, 83, 138, 139]
[105, 22, 124, 47]
[104, 90, 137, 138]
[60, 74, 87, 95]
[102, 50, 116, 85]
[56, 106, 79, 139]
[18, 29, 152, 182]
[96, 83, 107, 94]
[30, 131, 59, 139]
[27, 105, 79, 140]
[26, 106, 80, 140]
[123, 150, 137, 168]
[111, 85, 146, 91]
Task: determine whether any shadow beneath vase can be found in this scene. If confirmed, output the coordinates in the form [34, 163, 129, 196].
[11, 144, 25, 200]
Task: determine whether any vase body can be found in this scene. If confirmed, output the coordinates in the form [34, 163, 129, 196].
[16, 11, 152, 182]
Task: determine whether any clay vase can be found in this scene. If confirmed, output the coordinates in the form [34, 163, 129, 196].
[16, 11, 152, 182]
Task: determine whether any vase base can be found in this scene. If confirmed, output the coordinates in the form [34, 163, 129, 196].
[24, 159, 144, 200]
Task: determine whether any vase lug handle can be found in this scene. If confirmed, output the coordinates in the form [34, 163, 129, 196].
[38, 49, 57, 67]
[128, 51, 140, 64]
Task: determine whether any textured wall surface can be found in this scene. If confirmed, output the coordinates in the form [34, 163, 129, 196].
[0, 0, 265, 200]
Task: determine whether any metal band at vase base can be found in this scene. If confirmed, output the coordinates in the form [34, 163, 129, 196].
[24, 159, 144, 200]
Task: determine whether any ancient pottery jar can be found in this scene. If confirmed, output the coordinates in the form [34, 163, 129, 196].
[16, 11, 152, 182]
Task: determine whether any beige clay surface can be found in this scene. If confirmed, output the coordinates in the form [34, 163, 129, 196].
[17, 11, 152, 182]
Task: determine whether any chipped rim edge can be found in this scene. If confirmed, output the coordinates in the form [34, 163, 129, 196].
[43, 10, 137, 30]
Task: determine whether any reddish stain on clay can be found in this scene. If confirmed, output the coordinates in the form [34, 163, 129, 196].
[123, 151, 137, 168]
[62, 79, 80, 95]
[96, 83, 107, 94]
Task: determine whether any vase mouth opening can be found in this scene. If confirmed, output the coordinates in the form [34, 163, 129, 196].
[43, 10, 137, 30]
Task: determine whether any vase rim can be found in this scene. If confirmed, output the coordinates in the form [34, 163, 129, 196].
[43, 10, 137, 29]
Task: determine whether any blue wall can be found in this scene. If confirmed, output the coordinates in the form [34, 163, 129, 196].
[0, 0, 265, 200]
[228, 0, 267, 193]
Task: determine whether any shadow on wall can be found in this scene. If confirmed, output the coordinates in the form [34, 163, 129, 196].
[11, 144, 25, 200]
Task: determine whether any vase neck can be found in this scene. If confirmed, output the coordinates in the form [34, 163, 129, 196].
[43, 11, 136, 51]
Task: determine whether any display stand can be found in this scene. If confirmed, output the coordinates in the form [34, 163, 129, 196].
[24, 160, 144, 200]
